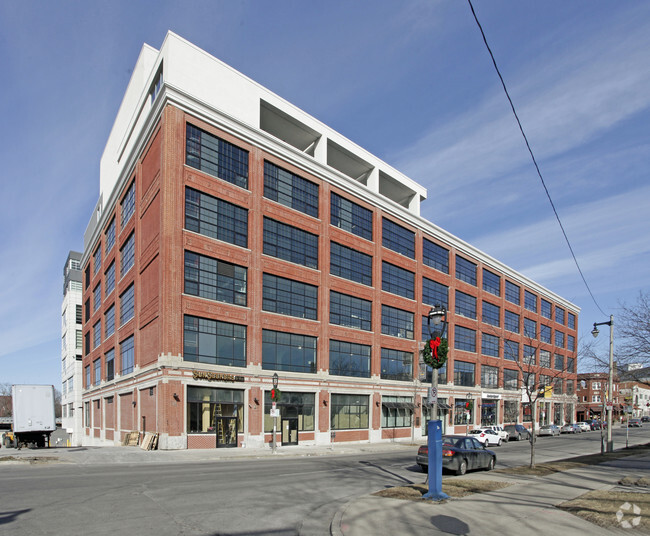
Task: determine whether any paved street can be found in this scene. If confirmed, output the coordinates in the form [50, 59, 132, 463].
[0, 427, 647, 535]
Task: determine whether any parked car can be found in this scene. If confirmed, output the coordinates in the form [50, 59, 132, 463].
[468, 428, 502, 446]
[504, 424, 531, 441]
[628, 418, 642, 427]
[588, 420, 602, 430]
[576, 422, 591, 432]
[561, 423, 581, 434]
[642, 416, 650, 423]
[417, 435, 497, 475]
[484, 425, 509, 442]
[538, 424, 561, 437]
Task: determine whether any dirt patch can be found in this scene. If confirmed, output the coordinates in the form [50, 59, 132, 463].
[0, 456, 60, 464]
[558, 490, 650, 531]
[373, 479, 512, 502]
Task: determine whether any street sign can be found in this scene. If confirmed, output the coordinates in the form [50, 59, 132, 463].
[428, 386, 438, 405]
[270, 409, 280, 417]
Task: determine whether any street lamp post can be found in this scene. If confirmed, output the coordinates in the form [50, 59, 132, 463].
[272, 373, 279, 453]
[592, 315, 614, 453]
[423, 304, 448, 502]
[466, 392, 472, 436]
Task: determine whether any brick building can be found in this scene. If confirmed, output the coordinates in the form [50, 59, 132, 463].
[576, 372, 622, 422]
[80, 32, 579, 449]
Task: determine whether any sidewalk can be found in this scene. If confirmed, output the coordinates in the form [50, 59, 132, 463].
[332, 452, 650, 536]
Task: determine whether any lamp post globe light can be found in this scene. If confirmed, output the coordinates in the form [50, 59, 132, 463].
[592, 315, 614, 453]
[423, 304, 449, 502]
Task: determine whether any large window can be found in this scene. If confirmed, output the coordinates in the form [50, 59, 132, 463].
[187, 386, 244, 434]
[264, 391, 314, 432]
[568, 312, 576, 330]
[504, 369, 518, 391]
[330, 291, 372, 331]
[105, 262, 115, 296]
[93, 245, 102, 276]
[93, 320, 102, 349]
[481, 333, 499, 357]
[455, 256, 477, 286]
[422, 277, 448, 309]
[422, 238, 449, 273]
[555, 306, 565, 325]
[505, 281, 520, 305]
[481, 365, 498, 388]
[331, 394, 369, 430]
[120, 335, 134, 375]
[105, 217, 115, 254]
[381, 305, 414, 339]
[183, 315, 246, 367]
[540, 324, 551, 343]
[540, 299, 552, 319]
[504, 400, 519, 423]
[185, 124, 249, 189]
[454, 360, 475, 387]
[184, 251, 247, 306]
[330, 242, 372, 286]
[540, 350, 551, 368]
[482, 301, 500, 327]
[455, 290, 476, 319]
[380, 348, 412, 381]
[329, 340, 371, 378]
[262, 330, 316, 373]
[454, 325, 476, 353]
[555, 330, 565, 348]
[524, 345, 536, 366]
[185, 187, 248, 248]
[93, 283, 102, 312]
[264, 161, 318, 217]
[263, 273, 317, 320]
[524, 318, 537, 339]
[330, 192, 372, 240]
[382, 218, 414, 258]
[524, 290, 537, 312]
[93, 358, 101, 385]
[504, 340, 519, 361]
[121, 182, 135, 228]
[567, 334, 575, 352]
[381, 396, 413, 428]
[505, 310, 520, 333]
[120, 232, 135, 277]
[483, 269, 500, 296]
[263, 218, 318, 269]
[382, 261, 414, 299]
[555, 354, 565, 371]
[119, 284, 134, 326]
[105, 349, 114, 381]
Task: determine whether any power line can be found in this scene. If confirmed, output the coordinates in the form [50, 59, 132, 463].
[466, 0, 607, 317]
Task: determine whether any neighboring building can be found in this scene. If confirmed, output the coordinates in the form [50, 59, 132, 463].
[61, 251, 84, 445]
[79, 32, 579, 450]
[619, 381, 650, 419]
[576, 372, 622, 422]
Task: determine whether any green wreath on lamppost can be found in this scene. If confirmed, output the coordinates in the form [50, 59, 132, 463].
[421, 336, 448, 370]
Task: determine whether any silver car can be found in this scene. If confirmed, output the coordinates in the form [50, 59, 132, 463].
[538, 424, 561, 437]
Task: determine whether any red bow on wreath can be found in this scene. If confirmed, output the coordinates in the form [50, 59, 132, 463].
[430, 337, 441, 358]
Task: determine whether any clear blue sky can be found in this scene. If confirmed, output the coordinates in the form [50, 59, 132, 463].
[1, 1, 648, 385]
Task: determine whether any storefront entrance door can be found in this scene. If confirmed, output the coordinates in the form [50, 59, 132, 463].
[215, 416, 238, 448]
[282, 418, 298, 445]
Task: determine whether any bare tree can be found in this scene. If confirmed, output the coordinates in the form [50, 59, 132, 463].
[0, 382, 12, 418]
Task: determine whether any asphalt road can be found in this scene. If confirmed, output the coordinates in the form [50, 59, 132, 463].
[1, 427, 647, 536]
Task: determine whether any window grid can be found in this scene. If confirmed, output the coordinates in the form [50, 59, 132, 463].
[330, 242, 372, 286]
[185, 187, 248, 248]
[93, 246, 101, 275]
[263, 273, 317, 320]
[93, 283, 102, 312]
[482, 301, 500, 327]
[105, 262, 115, 296]
[382, 218, 414, 258]
[380, 348, 413, 381]
[330, 291, 372, 331]
[454, 325, 476, 353]
[183, 315, 247, 367]
[331, 192, 373, 241]
[105, 305, 115, 338]
[568, 312, 576, 330]
[555, 306, 565, 325]
[264, 161, 319, 217]
[184, 250, 247, 307]
[120, 335, 134, 375]
[120, 284, 135, 326]
[120, 232, 135, 277]
[331, 394, 369, 430]
[422, 239, 449, 273]
[540, 350, 551, 368]
[541, 299, 552, 319]
[93, 320, 101, 349]
[481, 333, 499, 357]
[382, 261, 414, 300]
[482, 269, 500, 296]
[503, 369, 518, 391]
[524, 318, 537, 339]
[540, 324, 551, 344]
[481, 365, 498, 388]
[263, 217, 318, 269]
[524, 345, 536, 365]
[329, 340, 371, 378]
[422, 277, 448, 309]
[381, 305, 414, 339]
[524, 290, 537, 312]
[186, 123, 249, 189]
[555, 330, 565, 348]
[554, 354, 564, 371]
[505, 281, 520, 305]
[504, 340, 520, 361]
[105, 218, 115, 254]
[454, 360, 475, 387]
[262, 329, 317, 373]
[93, 358, 101, 386]
[455, 290, 477, 319]
[106, 349, 114, 381]
[567, 334, 575, 352]
[505, 310, 520, 333]
[455, 256, 477, 286]
[121, 182, 135, 228]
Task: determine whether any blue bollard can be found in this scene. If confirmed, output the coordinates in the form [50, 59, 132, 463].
[423, 419, 449, 501]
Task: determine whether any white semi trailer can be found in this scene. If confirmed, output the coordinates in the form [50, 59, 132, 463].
[7, 384, 56, 449]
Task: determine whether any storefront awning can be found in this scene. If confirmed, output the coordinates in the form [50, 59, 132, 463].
[437, 402, 452, 410]
[382, 402, 415, 410]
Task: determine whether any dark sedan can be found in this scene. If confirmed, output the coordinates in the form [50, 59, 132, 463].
[416, 435, 497, 476]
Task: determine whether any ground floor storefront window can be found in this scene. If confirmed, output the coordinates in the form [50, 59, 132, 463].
[187, 386, 244, 447]
[504, 400, 519, 423]
[554, 403, 563, 424]
[564, 403, 574, 424]
[331, 394, 369, 430]
[454, 398, 473, 426]
[422, 400, 449, 434]
[263, 391, 315, 432]
[381, 396, 414, 428]
[523, 403, 532, 422]
[481, 399, 498, 426]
